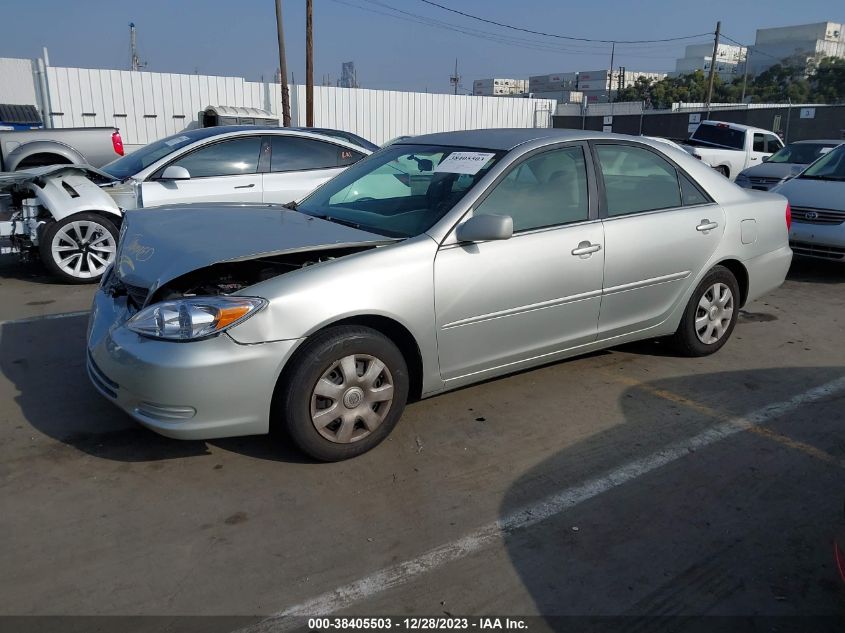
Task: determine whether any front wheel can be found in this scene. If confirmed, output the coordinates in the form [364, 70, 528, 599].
[39, 212, 119, 284]
[670, 265, 740, 357]
[279, 325, 409, 461]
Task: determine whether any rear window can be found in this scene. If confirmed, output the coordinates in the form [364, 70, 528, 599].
[691, 124, 745, 150]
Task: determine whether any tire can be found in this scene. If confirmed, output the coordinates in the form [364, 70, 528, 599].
[39, 212, 119, 284]
[670, 265, 740, 357]
[279, 325, 410, 461]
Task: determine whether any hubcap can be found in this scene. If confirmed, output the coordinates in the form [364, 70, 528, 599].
[52, 220, 116, 279]
[310, 354, 394, 444]
[695, 282, 734, 345]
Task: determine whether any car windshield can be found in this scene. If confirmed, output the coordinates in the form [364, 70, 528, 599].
[767, 142, 839, 164]
[100, 133, 198, 179]
[799, 144, 845, 181]
[296, 144, 504, 238]
[691, 124, 745, 150]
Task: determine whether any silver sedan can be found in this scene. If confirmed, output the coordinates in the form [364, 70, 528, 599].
[87, 129, 792, 461]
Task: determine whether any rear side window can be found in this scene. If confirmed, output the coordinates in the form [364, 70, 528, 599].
[271, 136, 364, 172]
[596, 145, 682, 216]
[679, 173, 709, 206]
[168, 137, 262, 178]
[753, 133, 766, 153]
[692, 124, 745, 150]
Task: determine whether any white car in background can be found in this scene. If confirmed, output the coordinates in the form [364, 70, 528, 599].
[100, 126, 371, 210]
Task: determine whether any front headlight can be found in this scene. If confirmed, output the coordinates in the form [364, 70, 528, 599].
[127, 296, 267, 341]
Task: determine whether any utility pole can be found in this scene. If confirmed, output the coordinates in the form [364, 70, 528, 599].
[274, 0, 291, 126]
[705, 20, 721, 113]
[740, 49, 751, 102]
[608, 41, 615, 102]
[450, 59, 460, 95]
[305, 0, 314, 127]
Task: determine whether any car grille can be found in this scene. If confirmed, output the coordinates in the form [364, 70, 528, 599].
[123, 282, 149, 311]
[748, 176, 782, 188]
[791, 206, 845, 225]
[789, 240, 845, 261]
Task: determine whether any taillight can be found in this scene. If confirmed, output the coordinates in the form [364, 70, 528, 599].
[785, 202, 791, 231]
[112, 131, 124, 156]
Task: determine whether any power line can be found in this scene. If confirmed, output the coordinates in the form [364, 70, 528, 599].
[333, 0, 703, 62]
[417, 0, 713, 44]
[721, 34, 785, 62]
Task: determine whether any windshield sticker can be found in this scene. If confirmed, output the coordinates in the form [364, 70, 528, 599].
[164, 135, 191, 147]
[434, 152, 495, 175]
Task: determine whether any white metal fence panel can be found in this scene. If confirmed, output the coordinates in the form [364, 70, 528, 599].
[44, 66, 554, 147]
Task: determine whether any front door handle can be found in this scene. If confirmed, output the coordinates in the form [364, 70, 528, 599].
[696, 219, 719, 232]
[571, 241, 602, 257]
[234, 183, 256, 189]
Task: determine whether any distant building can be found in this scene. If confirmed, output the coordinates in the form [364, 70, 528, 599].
[528, 73, 578, 94]
[674, 43, 747, 81]
[338, 61, 358, 88]
[747, 21, 845, 75]
[577, 69, 668, 102]
[472, 78, 528, 96]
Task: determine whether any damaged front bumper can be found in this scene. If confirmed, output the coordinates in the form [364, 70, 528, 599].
[86, 285, 303, 439]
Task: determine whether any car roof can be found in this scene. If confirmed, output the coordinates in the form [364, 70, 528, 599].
[164, 125, 370, 152]
[399, 128, 613, 151]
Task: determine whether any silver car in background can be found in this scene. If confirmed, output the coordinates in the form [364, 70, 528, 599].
[734, 139, 842, 191]
[774, 143, 845, 262]
[87, 129, 792, 461]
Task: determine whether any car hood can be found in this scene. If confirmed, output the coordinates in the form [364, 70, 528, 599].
[740, 162, 803, 179]
[115, 204, 396, 291]
[0, 164, 115, 191]
[772, 178, 845, 210]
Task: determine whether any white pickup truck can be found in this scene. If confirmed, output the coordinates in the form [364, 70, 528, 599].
[682, 121, 784, 181]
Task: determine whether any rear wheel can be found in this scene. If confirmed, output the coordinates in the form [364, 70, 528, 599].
[39, 212, 119, 284]
[670, 265, 739, 357]
[279, 326, 409, 461]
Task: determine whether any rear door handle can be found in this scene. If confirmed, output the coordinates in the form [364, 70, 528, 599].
[696, 219, 719, 232]
[571, 241, 602, 257]
[234, 183, 255, 189]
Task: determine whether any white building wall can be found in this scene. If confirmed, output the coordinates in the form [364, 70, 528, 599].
[42, 65, 554, 146]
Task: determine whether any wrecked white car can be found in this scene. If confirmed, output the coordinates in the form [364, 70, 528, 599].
[0, 165, 121, 283]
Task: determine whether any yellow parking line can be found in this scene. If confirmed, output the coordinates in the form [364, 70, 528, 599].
[606, 371, 844, 468]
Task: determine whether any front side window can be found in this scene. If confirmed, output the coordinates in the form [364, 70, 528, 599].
[271, 136, 363, 172]
[763, 134, 783, 152]
[166, 137, 262, 178]
[297, 144, 504, 238]
[596, 145, 682, 216]
[474, 146, 589, 232]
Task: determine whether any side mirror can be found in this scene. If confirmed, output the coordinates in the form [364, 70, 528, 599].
[456, 214, 513, 243]
[160, 165, 191, 180]
[762, 156, 769, 162]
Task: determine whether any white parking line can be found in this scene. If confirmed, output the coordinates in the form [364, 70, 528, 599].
[0, 310, 90, 327]
[249, 375, 845, 630]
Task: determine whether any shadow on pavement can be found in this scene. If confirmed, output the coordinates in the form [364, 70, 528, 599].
[786, 258, 845, 285]
[0, 314, 310, 463]
[499, 367, 845, 631]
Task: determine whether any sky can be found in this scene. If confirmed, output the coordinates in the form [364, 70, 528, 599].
[0, 1, 841, 93]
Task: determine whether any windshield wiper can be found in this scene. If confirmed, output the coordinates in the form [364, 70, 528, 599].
[316, 214, 363, 230]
